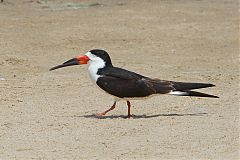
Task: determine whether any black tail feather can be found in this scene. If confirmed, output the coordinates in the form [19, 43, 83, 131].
[185, 91, 219, 98]
[146, 78, 218, 98]
[173, 82, 215, 91]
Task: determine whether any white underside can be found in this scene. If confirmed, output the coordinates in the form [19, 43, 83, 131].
[85, 52, 105, 82]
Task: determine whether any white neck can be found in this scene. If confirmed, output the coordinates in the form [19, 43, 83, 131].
[86, 52, 105, 82]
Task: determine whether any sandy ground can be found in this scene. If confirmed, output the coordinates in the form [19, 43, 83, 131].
[0, 0, 239, 159]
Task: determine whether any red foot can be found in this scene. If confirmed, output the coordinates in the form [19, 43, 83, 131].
[96, 101, 116, 116]
[126, 115, 132, 118]
[127, 101, 131, 118]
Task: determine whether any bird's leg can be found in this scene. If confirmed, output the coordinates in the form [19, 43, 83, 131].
[126, 101, 131, 118]
[96, 101, 117, 116]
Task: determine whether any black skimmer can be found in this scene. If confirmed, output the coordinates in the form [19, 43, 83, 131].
[50, 49, 218, 118]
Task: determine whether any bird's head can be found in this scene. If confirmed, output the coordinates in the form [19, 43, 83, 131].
[49, 49, 112, 71]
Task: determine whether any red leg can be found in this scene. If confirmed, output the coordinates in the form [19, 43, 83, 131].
[127, 101, 131, 118]
[96, 101, 116, 116]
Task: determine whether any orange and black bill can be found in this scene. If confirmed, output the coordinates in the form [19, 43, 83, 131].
[49, 58, 79, 71]
[49, 55, 90, 71]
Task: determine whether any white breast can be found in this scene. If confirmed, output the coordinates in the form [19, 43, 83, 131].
[85, 52, 105, 82]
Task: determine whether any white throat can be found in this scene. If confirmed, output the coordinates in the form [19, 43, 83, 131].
[85, 52, 105, 82]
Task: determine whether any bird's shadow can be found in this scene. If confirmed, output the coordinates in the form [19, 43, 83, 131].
[78, 112, 207, 119]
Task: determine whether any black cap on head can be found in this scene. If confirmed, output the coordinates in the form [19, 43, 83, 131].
[90, 49, 112, 66]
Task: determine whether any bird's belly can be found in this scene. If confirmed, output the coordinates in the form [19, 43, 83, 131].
[92, 79, 160, 101]
[100, 88, 157, 101]
[98, 84, 153, 98]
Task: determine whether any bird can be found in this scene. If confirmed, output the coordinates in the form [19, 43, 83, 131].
[50, 49, 218, 118]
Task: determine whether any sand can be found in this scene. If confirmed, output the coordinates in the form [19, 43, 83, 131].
[0, 0, 239, 159]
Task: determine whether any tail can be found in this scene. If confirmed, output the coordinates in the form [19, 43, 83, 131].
[168, 81, 219, 98]
[169, 82, 219, 98]
[144, 79, 219, 98]
[172, 81, 216, 91]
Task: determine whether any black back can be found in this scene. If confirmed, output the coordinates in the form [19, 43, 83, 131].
[96, 67, 155, 98]
[96, 67, 174, 98]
